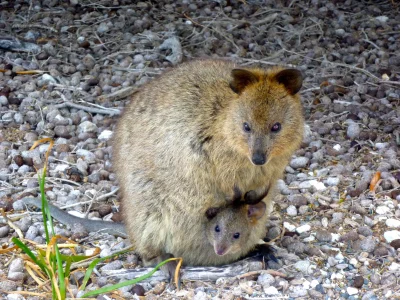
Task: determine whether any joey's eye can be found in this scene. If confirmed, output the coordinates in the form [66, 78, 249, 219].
[243, 122, 251, 133]
[233, 233, 240, 239]
[215, 225, 220, 233]
[271, 122, 281, 132]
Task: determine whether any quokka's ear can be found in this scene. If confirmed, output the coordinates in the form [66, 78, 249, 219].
[247, 201, 266, 220]
[274, 69, 303, 95]
[230, 69, 259, 94]
[205, 207, 220, 220]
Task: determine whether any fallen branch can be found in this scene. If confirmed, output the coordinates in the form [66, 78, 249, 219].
[53, 102, 121, 116]
[97, 86, 138, 103]
[0, 36, 41, 54]
[102, 258, 264, 282]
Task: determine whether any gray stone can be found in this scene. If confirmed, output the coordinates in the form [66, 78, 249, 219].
[347, 122, 361, 139]
[326, 177, 340, 186]
[78, 121, 98, 134]
[76, 149, 96, 164]
[54, 125, 72, 138]
[100, 260, 123, 272]
[9, 258, 24, 273]
[290, 157, 309, 169]
[0, 226, 10, 237]
[25, 225, 39, 240]
[13, 113, 23, 124]
[360, 236, 377, 252]
[290, 286, 308, 297]
[257, 273, 275, 287]
[316, 230, 332, 242]
[358, 226, 373, 237]
[0, 95, 8, 106]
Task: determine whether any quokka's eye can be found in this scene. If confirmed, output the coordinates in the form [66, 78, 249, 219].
[233, 233, 240, 239]
[271, 122, 281, 132]
[215, 225, 220, 233]
[243, 122, 251, 133]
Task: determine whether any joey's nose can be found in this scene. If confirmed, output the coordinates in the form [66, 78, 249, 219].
[252, 153, 266, 165]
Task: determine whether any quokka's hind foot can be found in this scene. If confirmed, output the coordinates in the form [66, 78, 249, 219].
[246, 243, 279, 264]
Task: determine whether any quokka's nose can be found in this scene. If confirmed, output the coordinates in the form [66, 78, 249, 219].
[252, 153, 266, 165]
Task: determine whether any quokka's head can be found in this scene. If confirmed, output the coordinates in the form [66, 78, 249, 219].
[205, 200, 266, 256]
[224, 66, 304, 166]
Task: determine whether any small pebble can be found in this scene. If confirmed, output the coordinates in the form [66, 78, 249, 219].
[290, 157, 309, 169]
[376, 206, 390, 214]
[347, 287, 359, 295]
[384, 230, 400, 243]
[386, 218, 400, 228]
[263, 286, 280, 295]
[257, 273, 275, 287]
[296, 224, 311, 234]
[316, 230, 332, 242]
[347, 122, 361, 139]
[294, 260, 315, 274]
[390, 239, 400, 249]
[286, 205, 297, 216]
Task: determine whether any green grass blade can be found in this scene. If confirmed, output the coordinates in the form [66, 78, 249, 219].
[80, 247, 133, 290]
[64, 257, 72, 278]
[12, 237, 48, 274]
[55, 244, 66, 300]
[81, 258, 176, 298]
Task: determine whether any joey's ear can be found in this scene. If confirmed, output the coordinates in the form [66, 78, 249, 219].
[274, 69, 303, 95]
[230, 69, 259, 94]
[247, 201, 266, 220]
[206, 207, 220, 220]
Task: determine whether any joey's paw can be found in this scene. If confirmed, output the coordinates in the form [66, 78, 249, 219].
[244, 190, 258, 204]
[247, 244, 279, 263]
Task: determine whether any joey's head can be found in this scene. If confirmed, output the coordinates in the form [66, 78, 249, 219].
[224, 67, 304, 166]
[205, 201, 266, 256]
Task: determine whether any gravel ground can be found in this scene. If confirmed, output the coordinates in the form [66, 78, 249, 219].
[0, 0, 400, 299]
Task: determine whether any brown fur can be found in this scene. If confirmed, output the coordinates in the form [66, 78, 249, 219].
[112, 59, 304, 266]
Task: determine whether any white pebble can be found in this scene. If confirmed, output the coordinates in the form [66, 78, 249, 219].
[331, 233, 340, 242]
[386, 219, 400, 228]
[310, 279, 319, 288]
[347, 287, 358, 295]
[54, 164, 69, 172]
[283, 222, 296, 232]
[302, 280, 311, 289]
[375, 142, 388, 149]
[331, 272, 344, 280]
[294, 260, 315, 275]
[263, 286, 280, 295]
[322, 217, 329, 228]
[375, 15, 388, 23]
[335, 252, 345, 261]
[376, 206, 391, 215]
[41, 74, 57, 84]
[333, 144, 341, 151]
[389, 262, 400, 271]
[349, 258, 358, 266]
[296, 224, 311, 234]
[310, 180, 326, 191]
[384, 230, 400, 243]
[326, 177, 340, 186]
[98, 130, 113, 141]
[286, 205, 297, 216]
[303, 236, 315, 242]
